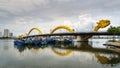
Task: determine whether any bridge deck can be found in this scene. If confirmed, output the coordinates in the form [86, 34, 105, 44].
[23, 32, 120, 38]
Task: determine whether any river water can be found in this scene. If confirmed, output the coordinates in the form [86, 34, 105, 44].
[0, 39, 120, 68]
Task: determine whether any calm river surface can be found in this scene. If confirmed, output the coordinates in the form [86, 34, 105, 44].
[0, 39, 120, 68]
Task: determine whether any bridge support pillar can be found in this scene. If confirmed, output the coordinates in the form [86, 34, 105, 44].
[81, 36, 89, 42]
[76, 35, 91, 42]
[76, 36, 82, 42]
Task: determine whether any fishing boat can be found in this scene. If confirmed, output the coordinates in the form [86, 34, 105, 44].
[14, 40, 25, 46]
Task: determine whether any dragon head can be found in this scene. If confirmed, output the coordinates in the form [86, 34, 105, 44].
[94, 20, 110, 31]
[97, 20, 110, 28]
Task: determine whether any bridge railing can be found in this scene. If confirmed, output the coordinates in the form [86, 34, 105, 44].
[21, 32, 120, 38]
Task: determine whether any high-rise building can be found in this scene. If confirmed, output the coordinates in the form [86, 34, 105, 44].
[0, 32, 2, 37]
[9, 33, 13, 37]
[3, 29, 9, 37]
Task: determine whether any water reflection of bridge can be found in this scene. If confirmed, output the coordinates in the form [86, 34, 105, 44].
[14, 41, 120, 54]
[14, 41, 120, 66]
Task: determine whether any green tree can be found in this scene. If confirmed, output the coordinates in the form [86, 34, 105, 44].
[107, 26, 120, 41]
[107, 26, 120, 33]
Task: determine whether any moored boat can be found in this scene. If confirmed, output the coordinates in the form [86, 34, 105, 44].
[14, 40, 25, 46]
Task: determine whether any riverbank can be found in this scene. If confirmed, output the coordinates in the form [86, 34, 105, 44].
[0, 37, 14, 39]
[106, 41, 120, 47]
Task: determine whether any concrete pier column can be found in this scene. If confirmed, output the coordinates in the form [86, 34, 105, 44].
[81, 36, 89, 42]
[76, 36, 81, 42]
[74, 35, 92, 42]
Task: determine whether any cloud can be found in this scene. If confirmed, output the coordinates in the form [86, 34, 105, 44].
[62, 14, 95, 32]
[0, 0, 120, 35]
[0, 12, 8, 17]
[0, 0, 119, 18]
[0, 0, 48, 14]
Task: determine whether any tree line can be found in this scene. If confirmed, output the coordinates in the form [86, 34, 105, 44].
[107, 26, 120, 33]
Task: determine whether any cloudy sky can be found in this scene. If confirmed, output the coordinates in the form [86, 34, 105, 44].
[0, 0, 120, 36]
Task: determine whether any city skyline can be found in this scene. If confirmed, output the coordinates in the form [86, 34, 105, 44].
[0, 29, 13, 37]
[0, 0, 120, 36]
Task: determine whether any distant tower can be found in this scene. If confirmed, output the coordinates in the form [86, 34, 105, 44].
[0, 32, 2, 37]
[9, 33, 13, 37]
[3, 29, 9, 37]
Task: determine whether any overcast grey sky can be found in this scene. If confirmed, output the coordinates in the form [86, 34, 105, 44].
[0, 0, 120, 36]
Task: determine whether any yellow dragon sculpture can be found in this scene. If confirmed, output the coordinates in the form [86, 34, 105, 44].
[18, 20, 110, 39]
[93, 20, 110, 32]
[83, 20, 110, 41]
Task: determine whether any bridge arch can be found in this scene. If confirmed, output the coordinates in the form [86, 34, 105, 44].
[27, 27, 43, 36]
[50, 25, 74, 34]
[50, 25, 73, 57]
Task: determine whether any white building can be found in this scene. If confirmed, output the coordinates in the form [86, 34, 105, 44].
[3, 29, 9, 37]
